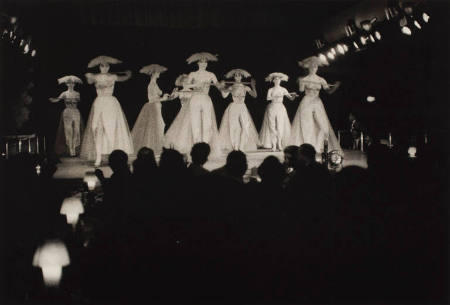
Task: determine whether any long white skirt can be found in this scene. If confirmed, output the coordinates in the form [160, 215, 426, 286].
[218, 102, 259, 152]
[290, 95, 342, 153]
[163, 102, 194, 155]
[189, 93, 221, 156]
[80, 95, 134, 161]
[259, 102, 291, 149]
[131, 102, 165, 154]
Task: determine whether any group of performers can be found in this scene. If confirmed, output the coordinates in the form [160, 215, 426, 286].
[50, 52, 342, 166]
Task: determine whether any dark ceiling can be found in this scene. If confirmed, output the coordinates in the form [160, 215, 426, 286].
[2, 0, 361, 31]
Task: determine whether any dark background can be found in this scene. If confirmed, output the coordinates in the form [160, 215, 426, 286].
[1, 0, 449, 148]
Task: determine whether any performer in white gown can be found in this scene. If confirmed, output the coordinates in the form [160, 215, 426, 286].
[163, 74, 195, 154]
[80, 55, 134, 166]
[184, 52, 222, 154]
[290, 56, 342, 153]
[259, 72, 298, 151]
[218, 69, 259, 151]
[50, 75, 83, 157]
[131, 64, 171, 154]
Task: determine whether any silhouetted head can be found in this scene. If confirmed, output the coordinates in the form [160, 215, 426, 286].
[225, 150, 248, 179]
[108, 150, 128, 173]
[133, 147, 157, 174]
[283, 145, 300, 168]
[298, 144, 317, 166]
[190, 142, 210, 165]
[258, 155, 285, 185]
[159, 148, 186, 175]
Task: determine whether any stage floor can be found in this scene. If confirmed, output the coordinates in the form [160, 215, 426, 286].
[53, 149, 367, 179]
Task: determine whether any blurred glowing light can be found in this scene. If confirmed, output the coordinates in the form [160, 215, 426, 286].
[83, 171, 100, 191]
[31, 50, 36, 57]
[366, 96, 376, 102]
[24, 43, 30, 54]
[318, 53, 328, 65]
[408, 146, 417, 158]
[369, 34, 375, 43]
[32, 240, 70, 287]
[353, 41, 359, 49]
[401, 26, 412, 35]
[336, 44, 345, 55]
[360, 36, 367, 45]
[422, 12, 430, 23]
[10, 16, 17, 24]
[60, 196, 84, 229]
[327, 51, 335, 60]
[330, 47, 336, 55]
[375, 31, 382, 40]
[342, 44, 349, 52]
[414, 20, 421, 29]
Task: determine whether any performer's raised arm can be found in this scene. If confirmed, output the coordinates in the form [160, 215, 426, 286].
[324, 80, 341, 94]
[49, 91, 65, 103]
[246, 78, 257, 98]
[116, 70, 132, 82]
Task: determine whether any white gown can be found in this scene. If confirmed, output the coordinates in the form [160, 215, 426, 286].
[163, 90, 195, 154]
[289, 74, 342, 153]
[131, 81, 165, 154]
[218, 84, 259, 151]
[80, 73, 134, 161]
[259, 86, 292, 149]
[186, 70, 221, 155]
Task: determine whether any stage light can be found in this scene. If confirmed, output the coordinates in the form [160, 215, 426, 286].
[401, 26, 412, 35]
[408, 146, 417, 158]
[360, 35, 367, 45]
[35, 164, 41, 175]
[31, 49, 36, 57]
[327, 51, 335, 60]
[318, 53, 329, 65]
[23, 43, 30, 53]
[19, 38, 24, 46]
[32, 240, 70, 287]
[10, 16, 17, 24]
[60, 196, 84, 229]
[83, 171, 100, 191]
[422, 12, 430, 23]
[342, 44, 349, 52]
[330, 47, 336, 56]
[366, 96, 376, 102]
[337, 44, 345, 55]
[314, 38, 325, 50]
[375, 31, 382, 40]
[414, 20, 421, 29]
[369, 34, 375, 43]
[353, 41, 360, 50]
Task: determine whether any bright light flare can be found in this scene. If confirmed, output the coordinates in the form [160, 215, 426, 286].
[401, 26, 412, 35]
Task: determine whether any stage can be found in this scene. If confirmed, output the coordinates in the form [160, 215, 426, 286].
[53, 149, 367, 179]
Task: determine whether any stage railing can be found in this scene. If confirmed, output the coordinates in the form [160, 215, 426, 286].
[1, 134, 46, 158]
